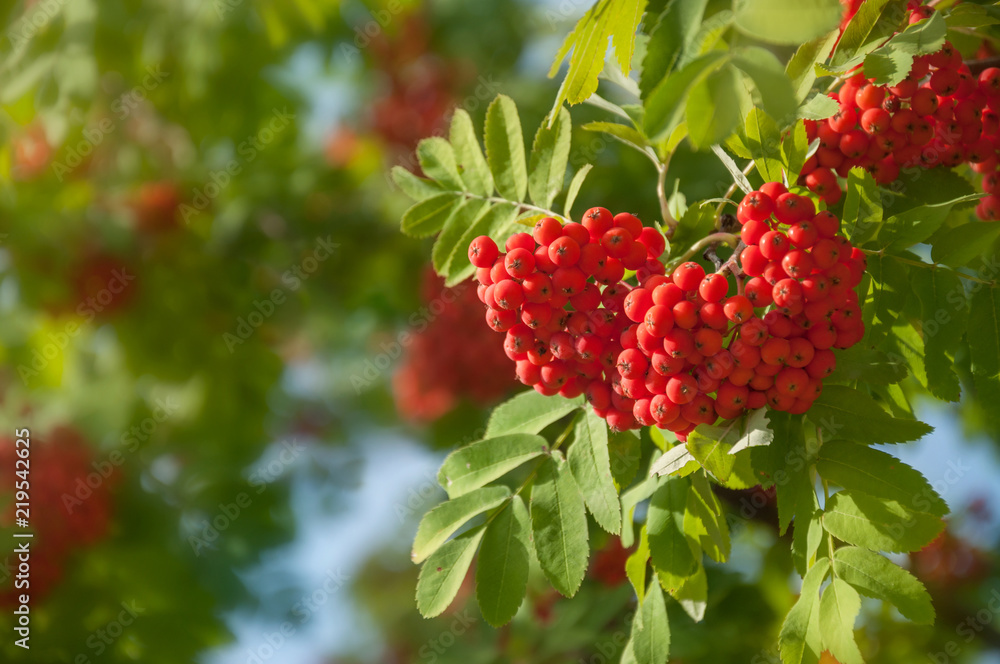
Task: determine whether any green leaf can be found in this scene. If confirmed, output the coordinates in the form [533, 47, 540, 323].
[832, 0, 908, 66]
[432, 198, 491, 275]
[686, 63, 744, 149]
[530, 455, 590, 597]
[826, 346, 908, 385]
[568, 410, 622, 534]
[447, 203, 520, 286]
[438, 434, 549, 498]
[819, 578, 864, 664]
[630, 580, 670, 664]
[711, 144, 753, 195]
[912, 267, 966, 401]
[797, 93, 840, 120]
[646, 477, 697, 591]
[548, 0, 647, 111]
[744, 108, 783, 182]
[392, 165, 444, 201]
[582, 121, 650, 153]
[485, 390, 582, 437]
[822, 491, 944, 553]
[609, 429, 642, 489]
[930, 221, 1000, 268]
[732, 46, 798, 126]
[781, 121, 811, 178]
[863, 12, 947, 86]
[778, 557, 830, 664]
[400, 193, 462, 238]
[734, 0, 842, 46]
[687, 422, 737, 481]
[476, 495, 531, 627]
[639, 0, 710, 99]
[609, 0, 649, 76]
[528, 106, 572, 209]
[665, 203, 717, 261]
[648, 443, 698, 477]
[485, 95, 528, 202]
[417, 137, 465, 191]
[449, 109, 494, 197]
[412, 485, 511, 563]
[564, 164, 594, 219]
[833, 546, 935, 624]
[622, 472, 662, 548]
[946, 3, 1000, 28]
[416, 526, 485, 618]
[685, 473, 730, 563]
[969, 286, 1000, 425]
[644, 51, 729, 142]
[882, 195, 982, 251]
[817, 440, 948, 517]
[626, 526, 651, 603]
[673, 561, 707, 622]
[807, 385, 932, 444]
[791, 507, 824, 576]
[729, 408, 774, 454]
[787, 32, 841, 103]
[841, 168, 882, 244]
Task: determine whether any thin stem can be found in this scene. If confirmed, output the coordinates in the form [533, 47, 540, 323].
[859, 248, 996, 285]
[715, 160, 757, 219]
[460, 192, 566, 221]
[657, 159, 678, 238]
[673, 232, 738, 264]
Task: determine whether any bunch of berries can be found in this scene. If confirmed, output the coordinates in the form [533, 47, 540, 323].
[802, 2, 1000, 220]
[468, 208, 666, 433]
[392, 268, 515, 422]
[0, 428, 115, 605]
[468, 191, 866, 436]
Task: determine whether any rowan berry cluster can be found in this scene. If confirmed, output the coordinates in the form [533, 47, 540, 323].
[392, 268, 514, 422]
[0, 428, 114, 605]
[468, 193, 865, 436]
[802, 2, 1000, 221]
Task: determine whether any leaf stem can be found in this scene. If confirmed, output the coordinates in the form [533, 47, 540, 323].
[459, 192, 567, 222]
[672, 232, 739, 264]
[657, 157, 679, 238]
[859, 248, 996, 285]
[715, 160, 756, 218]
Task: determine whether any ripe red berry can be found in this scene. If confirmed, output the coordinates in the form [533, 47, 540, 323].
[672, 262, 706, 291]
[759, 231, 790, 260]
[613, 212, 643, 238]
[737, 191, 776, 223]
[548, 236, 581, 267]
[533, 216, 563, 246]
[601, 227, 633, 258]
[583, 207, 614, 238]
[469, 236, 499, 268]
[505, 248, 535, 278]
[723, 295, 754, 323]
[698, 273, 729, 303]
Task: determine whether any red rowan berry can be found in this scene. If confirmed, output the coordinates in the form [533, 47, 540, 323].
[469, 236, 499, 268]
